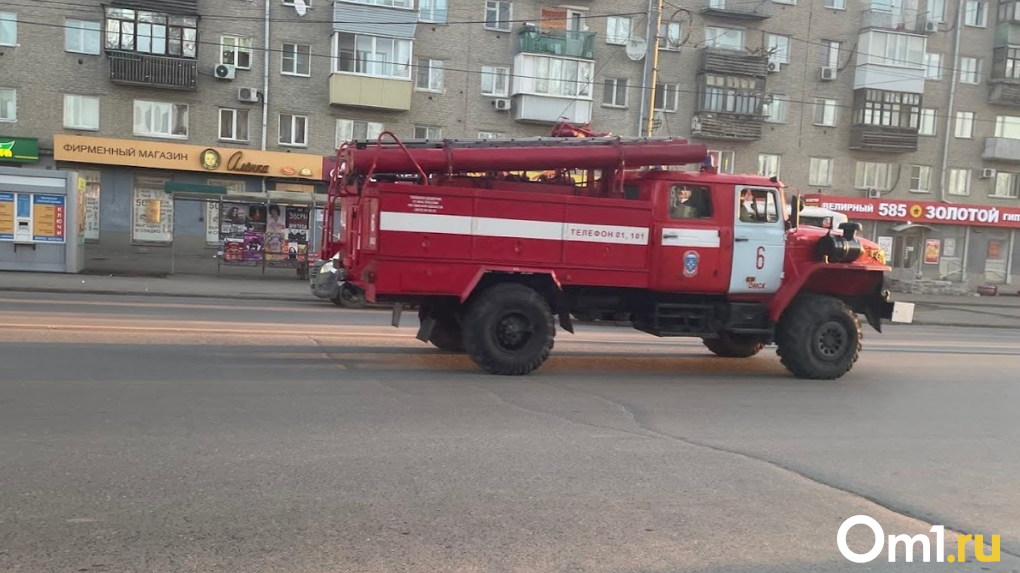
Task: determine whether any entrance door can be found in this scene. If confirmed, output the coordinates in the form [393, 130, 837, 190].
[728, 185, 786, 294]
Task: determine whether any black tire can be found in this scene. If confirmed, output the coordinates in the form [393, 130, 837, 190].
[702, 331, 766, 358]
[775, 294, 862, 380]
[429, 315, 465, 352]
[462, 283, 555, 375]
[336, 282, 367, 309]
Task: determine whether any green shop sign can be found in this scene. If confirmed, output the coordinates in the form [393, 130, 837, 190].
[0, 137, 41, 164]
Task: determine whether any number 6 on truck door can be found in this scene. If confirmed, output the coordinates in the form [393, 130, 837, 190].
[729, 185, 786, 294]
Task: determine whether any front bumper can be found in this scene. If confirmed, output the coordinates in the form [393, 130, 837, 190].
[865, 279, 914, 332]
[310, 261, 340, 299]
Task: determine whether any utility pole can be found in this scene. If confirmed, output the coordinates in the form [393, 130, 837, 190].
[640, 0, 664, 137]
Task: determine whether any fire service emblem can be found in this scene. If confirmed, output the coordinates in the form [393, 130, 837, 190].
[683, 250, 700, 278]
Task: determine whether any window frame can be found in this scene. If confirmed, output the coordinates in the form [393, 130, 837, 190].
[480, 65, 510, 97]
[218, 107, 249, 142]
[333, 32, 413, 80]
[415, 58, 444, 92]
[65, 19, 101, 54]
[336, 118, 385, 147]
[64, 94, 101, 130]
[281, 42, 311, 77]
[419, 0, 448, 23]
[484, 1, 512, 32]
[809, 157, 834, 187]
[0, 11, 17, 47]
[279, 113, 309, 147]
[133, 99, 189, 139]
[910, 165, 931, 192]
[603, 78, 628, 107]
[0, 87, 17, 122]
[220, 35, 253, 70]
[103, 8, 198, 58]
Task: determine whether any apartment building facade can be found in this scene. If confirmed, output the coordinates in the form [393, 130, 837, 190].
[0, 0, 1018, 287]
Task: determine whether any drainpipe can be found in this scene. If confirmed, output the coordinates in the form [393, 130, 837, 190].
[939, 0, 964, 203]
[260, 0, 271, 198]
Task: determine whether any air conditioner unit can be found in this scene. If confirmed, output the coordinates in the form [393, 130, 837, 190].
[766, 59, 780, 73]
[867, 188, 881, 198]
[980, 167, 997, 178]
[923, 20, 939, 32]
[214, 64, 236, 80]
[492, 98, 512, 110]
[819, 66, 837, 81]
[238, 87, 261, 103]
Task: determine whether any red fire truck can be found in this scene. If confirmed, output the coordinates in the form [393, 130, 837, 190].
[323, 126, 914, 380]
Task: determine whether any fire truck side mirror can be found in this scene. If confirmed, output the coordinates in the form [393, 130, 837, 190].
[789, 194, 802, 229]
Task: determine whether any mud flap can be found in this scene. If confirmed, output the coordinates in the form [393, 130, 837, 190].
[863, 279, 897, 333]
[392, 303, 404, 328]
[558, 311, 575, 334]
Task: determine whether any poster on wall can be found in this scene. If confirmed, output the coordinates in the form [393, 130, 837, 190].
[32, 194, 66, 243]
[924, 239, 940, 264]
[84, 172, 101, 241]
[0, 192, 14, 240]
[132, 187, 173, 243]
[944, 238, 956, 258]
[877, 236, 893, 262]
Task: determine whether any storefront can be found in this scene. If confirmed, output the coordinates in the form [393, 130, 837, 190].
[805, 193, 1020, 292]
[53, 134, 328, 276]
[0, 137, 41, 166]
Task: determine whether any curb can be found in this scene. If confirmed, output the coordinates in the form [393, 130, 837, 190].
[910, 320, 1020, 330]
[0, 286, 315, 304]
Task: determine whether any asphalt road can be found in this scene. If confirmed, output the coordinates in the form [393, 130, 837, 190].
[1, 292, 1019, 573]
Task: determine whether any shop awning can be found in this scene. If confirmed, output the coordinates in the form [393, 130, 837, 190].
[164, 182, 227, 195]
[890, 222, 938, 232]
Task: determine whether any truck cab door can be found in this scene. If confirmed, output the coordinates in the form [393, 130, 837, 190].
[729, 185, 785, 294]
[653, 183, 725, 293]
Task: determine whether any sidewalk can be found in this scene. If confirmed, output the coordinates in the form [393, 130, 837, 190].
[2, 270, 1020, 329]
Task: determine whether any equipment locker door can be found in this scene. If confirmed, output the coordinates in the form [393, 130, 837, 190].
[729, 186, 785, 294]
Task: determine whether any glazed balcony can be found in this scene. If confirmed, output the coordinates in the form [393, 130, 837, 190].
[700, 0, 770, 21]
[860, 8, 920, 32]
[108, 50, 197, 90]
[517, 25, 596, 60]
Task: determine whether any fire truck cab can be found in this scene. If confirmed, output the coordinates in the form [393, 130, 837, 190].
[327, 130, 914, 380]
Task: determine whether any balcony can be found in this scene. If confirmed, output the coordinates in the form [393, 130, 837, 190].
[107, 51, 197, 90]
[517, 26, 596, 60]
[700, 48, 768, 77]
[691, 113, 763, 141]
[983, 137, 1020, 162]
[860, 8, 921, 32]
[511, 94, 592, 124]
[700, 0, 770, 21]
[849, 125, 919, 152]
[990, 80, 1020, 106]
[329, 73, 412, 111]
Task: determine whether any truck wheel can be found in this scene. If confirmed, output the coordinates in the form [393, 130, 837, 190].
[335, 282, 367, 309]
[429, 315, 464, 352]
[775, 294, 862, 380]
[462, 283, 555, 375]
[702, 332, 765, 358]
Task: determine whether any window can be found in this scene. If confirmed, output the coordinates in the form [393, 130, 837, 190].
[958, 56, 980, 83]
[825, 0, 846, 8]
[1001, 47, 1020, 79]
[606, 16, 631, 44]
[64, 95, 100, 130]
[282, 43, 310, 76]
[993, 172, 1020, 198]
[853, 89, 920, 128]
[221, 36, 252, 69]
[0, 88, 15, 122]
[334, 33, 412, 79]
[279, 113, 308, 146]
[603, 78, 628, 107]
[219, 108, 249, 141]
[478, 131, 506, 139]
[740, 188, 779, 223]
[861, 31, 925, 67]
[530, 57, 593, 98]
[965, 0, 987, 26]
[955, 111, 974, 138]
[701, 74, 763, 115]
[758, 154, 780, 177]
[764, 95, 786, 122]
[822, 40, 841, 68]
[133, 100, 187, 138]
[420, 0, 448, 23]
[481, 65, 510, 96]
[809, 157, 833, 186]
[416, 58, 443, 91]
[414, 126, 442, 139]
[1, 12, 16, 46]
[668, 185, 713, 219]
[705, 27, 743, 50]
[104, 8, 197, 58]
[813, 98, 837, 126]
[766, 34, 790, 64]
[995, 115, 1020, 138]
[948, 168, 970, 195]
[707, 150, 735, 173]
[924, 53, 942, 79]
[855, 161, 892, 190]
[917, 108, 937, 135]
[65, 20, 101, 54]
[654, 83, 679, 111]
[337, 119, 384, 146]
[910, 165, 931, 192]
[485, 1, 512, 31]
[928, 0, 946, 22]
[659, 22, 681, 50]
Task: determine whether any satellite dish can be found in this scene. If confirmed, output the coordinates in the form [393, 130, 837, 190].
[294, 0, 307, 16]
[625, 38, 647, 61]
